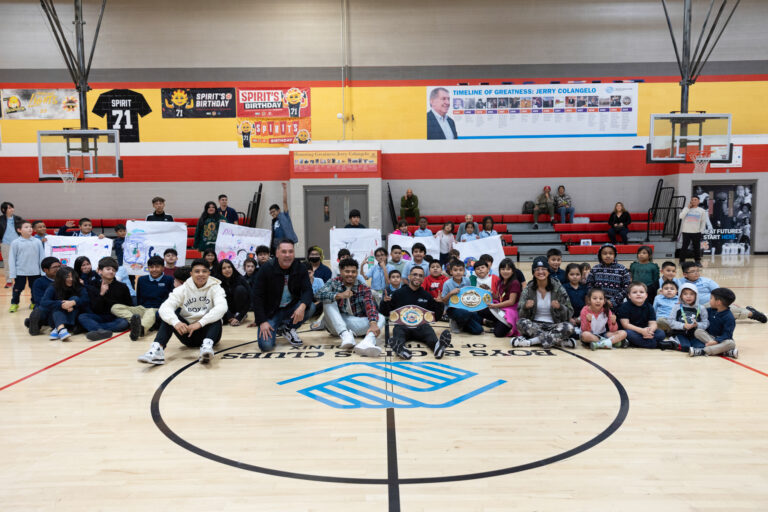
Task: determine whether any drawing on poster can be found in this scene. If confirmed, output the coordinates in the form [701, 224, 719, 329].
[123, 221, 187, 275]
[214, 224, 271, 273]
[329, 228, 381, 275]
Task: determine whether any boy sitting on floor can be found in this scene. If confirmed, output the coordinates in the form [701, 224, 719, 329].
[27, 257, 61, 335]
[111, 256, 174, 340]
[78, 257, 132, 341]
[690, 287, 739, 358]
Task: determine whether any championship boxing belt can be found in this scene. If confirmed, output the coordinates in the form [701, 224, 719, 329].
[448, 286, 493, 312]
[389, 305, 435, 327]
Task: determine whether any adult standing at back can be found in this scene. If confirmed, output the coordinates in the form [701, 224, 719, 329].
[400, 189, 420, 221]
[607, 202, 632, 245]
[269, 183, 298, 255]
[250, 239, 312, 351]
[679, 196, 709, 265]
[1, 201, 23, 288]
[146, 197, 174, 222]
[217, 194, 238, 224]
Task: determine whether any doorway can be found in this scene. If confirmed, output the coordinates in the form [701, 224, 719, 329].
[304, 185, 369, 258]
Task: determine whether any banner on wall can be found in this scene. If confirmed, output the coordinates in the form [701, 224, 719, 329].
[387, 233, 440, 261]
[293, 150, 378, 173]
[329, 228, 382, 275]
[44, 236, 113, 268]
[454, 235, 504, 275]
[236, 87, 311, 118]
[92, 89, 152, 143]
[236, 117, 311, 147]
[1, 89, 79, 119]
[161, 88, 236, 118]
[425, 83, 638, 139]
[214, 224, 271, 274]
[692, 183, 753, 255]
[123, 221, 187, 275]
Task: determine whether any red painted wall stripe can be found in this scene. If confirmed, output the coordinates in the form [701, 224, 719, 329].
[2, 145, 767, 183]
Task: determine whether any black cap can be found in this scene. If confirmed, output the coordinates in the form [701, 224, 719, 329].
[531, 256, 549, 273]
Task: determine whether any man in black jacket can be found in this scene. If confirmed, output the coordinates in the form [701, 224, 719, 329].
[250, 239, 312, 351]
[78, 257, 132, 341]
[379, 265, 452, 359]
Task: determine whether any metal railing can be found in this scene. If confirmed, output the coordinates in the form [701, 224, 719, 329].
[647, 195, 686, 240]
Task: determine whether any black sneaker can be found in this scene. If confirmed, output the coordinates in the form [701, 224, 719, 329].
[129, 314, 142, 341]
[28, 309, 42, 336]
[532, 224, 539, 230]
[395, 345, 412, 360]
[24, 318, 30, 328]
[434, 329, 452, 359]
[747, 306, 767, 324]
[86, 329, 113, 341]
[658, 338, 680, 351]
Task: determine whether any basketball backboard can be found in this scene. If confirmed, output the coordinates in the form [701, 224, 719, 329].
[647, 113, 732, 164]
[38, 129, 122, 180]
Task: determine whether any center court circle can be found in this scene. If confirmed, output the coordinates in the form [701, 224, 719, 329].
[151, 340, 629, 485]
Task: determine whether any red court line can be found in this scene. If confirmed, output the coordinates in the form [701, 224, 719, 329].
[721, 357, 768, 378]
[0, 331, 127, 392]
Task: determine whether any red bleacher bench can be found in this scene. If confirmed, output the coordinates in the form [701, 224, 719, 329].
[555, 222, 654, 232]
[501, 234, 513, 245]
[567, 244, 653, 255]
[502, 214, 537, 223]
[502, 246, 518, 256]
[186, 249, 202, 259]
[580, 212, 650, 222]
[560, 233, 610, 244]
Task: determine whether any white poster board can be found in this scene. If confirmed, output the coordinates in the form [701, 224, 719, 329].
[454, 235, 505, 275]
[387, 233, 440, 261]
[45, 235, 113, 268]
[123, 221, 187, 275]
[215, 223, 271, 273]
[329, 228, 382, 275]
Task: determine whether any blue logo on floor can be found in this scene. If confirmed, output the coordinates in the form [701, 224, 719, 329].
[277, 362, 506, 409]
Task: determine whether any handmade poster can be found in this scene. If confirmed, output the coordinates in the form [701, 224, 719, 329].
[236, 117, 311, 146]
[454, 235, 504, 275]
[214, 224, 271, 274]
[161, 88, 236, 118]
[387, 233, 440, 261]
[123, 221, 187, 275]
[426, 83, 638, 139]
[329, 228, 382, 275]
[1, 89, 79, 119]
[236, 87, 311, 118]
[45, 235, 113, 268]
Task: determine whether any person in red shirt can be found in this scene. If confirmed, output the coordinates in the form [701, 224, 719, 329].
[422, 260, 449, 300]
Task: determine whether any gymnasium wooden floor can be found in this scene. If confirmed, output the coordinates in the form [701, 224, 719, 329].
[2, 255, 767, 511]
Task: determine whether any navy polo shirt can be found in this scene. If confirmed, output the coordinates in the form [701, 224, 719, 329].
[136, 274, 174, 308]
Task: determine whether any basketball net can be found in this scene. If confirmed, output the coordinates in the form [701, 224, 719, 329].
[56, 167, 81, 192]
[689, 150, 712, 174]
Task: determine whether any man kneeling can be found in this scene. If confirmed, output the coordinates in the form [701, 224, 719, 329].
[314, 258, 385, 357]
[138, 259, 227, 365]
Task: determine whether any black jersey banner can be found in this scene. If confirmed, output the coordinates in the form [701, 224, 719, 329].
[92, 89, 152, 143]
[161, 88, 236, 118]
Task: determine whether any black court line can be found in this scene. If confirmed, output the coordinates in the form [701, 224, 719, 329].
[151, 341, 629, 491]
[386, 408, 401, 512]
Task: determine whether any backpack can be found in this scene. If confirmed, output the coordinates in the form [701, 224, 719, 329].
[522, 201, 535, 214]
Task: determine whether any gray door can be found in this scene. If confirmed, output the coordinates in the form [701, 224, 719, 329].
[304, 185, 369, 258]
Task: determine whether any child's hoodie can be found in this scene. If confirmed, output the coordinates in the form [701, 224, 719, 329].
[668, 283, 709, 333]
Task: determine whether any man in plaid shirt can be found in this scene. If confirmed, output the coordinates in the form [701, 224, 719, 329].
[314, 258, 385, 357]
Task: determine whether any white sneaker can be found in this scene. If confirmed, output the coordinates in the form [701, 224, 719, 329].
[354, 333, 383, 357]
[512, 337, 531, 347]
[310, 316, 325, 331]
[138, 343, 165, 365]
[723, 348, 739, 359]
[199, 339, 214, 363]
[285, 328, 302, 347]
[339, 330, 356, 350]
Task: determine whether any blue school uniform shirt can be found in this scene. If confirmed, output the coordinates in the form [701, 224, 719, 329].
[653, 294, 678, 319]
[460, 233, 478, 242]
[478, 230, 498, 239]
[564, 283, 587, 319]
[387, 283, 403, 294]
[136, 273, 173, 308]
[681, 277, 719, 305]
[311, 277, 324, 294]
[403, 260, 429, 281]
[368, 263, 391, 291]
[706, 307, 735, 342]
[413, 228, 433, 237]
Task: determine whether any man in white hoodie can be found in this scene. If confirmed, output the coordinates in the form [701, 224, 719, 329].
[138, 259, 228, 365]
[679, 196, 709, 265]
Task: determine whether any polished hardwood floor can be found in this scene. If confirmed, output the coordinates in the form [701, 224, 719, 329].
[1, 255, 767, 511]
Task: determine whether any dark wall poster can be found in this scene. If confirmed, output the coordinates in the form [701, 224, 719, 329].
[161, 88, 236, 118]
[692, 182, 754, 255]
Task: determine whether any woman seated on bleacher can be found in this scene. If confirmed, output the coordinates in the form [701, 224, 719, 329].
[607, 202, 632, 244]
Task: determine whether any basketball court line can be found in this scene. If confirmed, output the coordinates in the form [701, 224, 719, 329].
[0, 331, 127, 392]
[721, 356, 768, 378]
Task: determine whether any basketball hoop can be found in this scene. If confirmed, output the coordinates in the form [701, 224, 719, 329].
[688, 150, 712, 174]
[56, 167, 82, 192]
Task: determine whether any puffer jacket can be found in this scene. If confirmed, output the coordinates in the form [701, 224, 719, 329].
[518, 278, 573, 323]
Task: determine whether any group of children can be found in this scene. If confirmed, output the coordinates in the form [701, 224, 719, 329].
[4, 207, 764, 360]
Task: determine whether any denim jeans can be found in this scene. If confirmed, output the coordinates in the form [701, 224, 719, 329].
[558, 206, 575, 224]
[12, 275, 39, 304]
[78, 312, 129, 333]
[626, 328, 664, 348]
[257, 302, 307, 352]
[447, 308, 483, 335]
